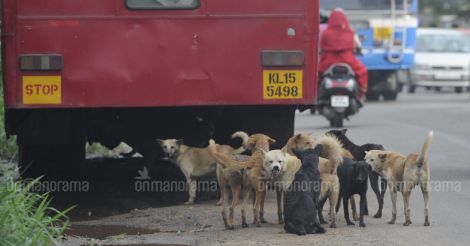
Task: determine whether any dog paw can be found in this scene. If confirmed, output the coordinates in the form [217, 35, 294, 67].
[353, 215, 359, 221]
[227, 225, 235, 230]
[403, 221, 412, 226]
[242, 223, 248, 228]
[278, 220, 284, 225]
[255, 223, 262, 228]
[424, 221, 430, 227]
[347, 222, 355, 226]
[373, 212, 382, 219]
[184, 201, 194, 205]
[319, 219, 328, 225]
[388, 220, 395, 224]
[261, 219, 268, 224]
[360, 223, 366, 228]
[330, 223, 336, 228]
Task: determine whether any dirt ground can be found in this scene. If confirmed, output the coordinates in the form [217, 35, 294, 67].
[62, 191, 436, 246]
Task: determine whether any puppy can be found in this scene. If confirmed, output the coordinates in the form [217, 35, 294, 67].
[281, 133, 343, 228]
[157, 132, 247, 205]
[365, 131, 433, 226]
[283, 145, 326, 235]
[335, 159, 371, 227]
[327, 128, 387, 218]
[208, 134, 275, 228]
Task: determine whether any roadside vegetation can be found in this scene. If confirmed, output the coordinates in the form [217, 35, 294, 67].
[1, 60, 70, 245]
[0, 169, 72, 245]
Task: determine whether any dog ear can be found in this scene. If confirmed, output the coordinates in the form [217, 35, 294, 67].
[268, 137, 276, 145]
[378, 153, 388, 161]
[364, 150, 369, 156]
[341, 129, 348, 135]
[176, 139, 184, 145]
[156, 139, 164, 146]
[295, 134, 301, 140]
[291, 148, 303, 160]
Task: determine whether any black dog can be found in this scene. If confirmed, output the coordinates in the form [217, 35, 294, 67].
[283, 145, 326, 235]
[326, 129, 386, 218]
[335, 159, 371, 227]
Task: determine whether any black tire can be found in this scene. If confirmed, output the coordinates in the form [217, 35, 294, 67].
[408, 85, 416, 93]
[397, 83, 404, 93]
[310, 107, 316, 115]
[330, 113, 344, 128]
[382, 91, 398, 101]
[365, 91, 380, 102]
[434, 87, 441, 92]
[455, 87, 463, 93]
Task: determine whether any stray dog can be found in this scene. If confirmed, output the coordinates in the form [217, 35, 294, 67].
[335, 159, 371, 227]
[365, 131, 433, 226]
[281, 133, 314, 155]
[208, 134, 275, 228]
[327, 128, 386, 218]
[283, 145, 326, 235]
[281, 133, 343, 228]
[157, 132, 247, 205]
[261, 149, 301, 224]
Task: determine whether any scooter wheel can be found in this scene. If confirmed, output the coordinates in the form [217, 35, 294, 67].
[330, 113, 344, 128]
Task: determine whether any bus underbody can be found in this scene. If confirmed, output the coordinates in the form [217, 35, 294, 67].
[6, 105, 295, 178]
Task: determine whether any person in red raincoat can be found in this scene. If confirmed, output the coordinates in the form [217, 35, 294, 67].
[319, 9, 368, 99]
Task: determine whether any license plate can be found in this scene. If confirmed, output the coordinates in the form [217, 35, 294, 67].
[23, 76, 62, 104]
[263, 70, 303, 99]
[331, 95, 349, 107]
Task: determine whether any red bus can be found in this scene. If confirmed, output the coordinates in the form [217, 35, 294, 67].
[2, 0, 319, 176]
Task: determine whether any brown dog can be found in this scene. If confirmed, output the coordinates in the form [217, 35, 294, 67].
[208, 133, 275, 229]
[157, 132, 247, 205]
[365, 131, 433, 226]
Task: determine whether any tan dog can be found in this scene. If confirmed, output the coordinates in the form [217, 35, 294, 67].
[277, 133, 343, 228]
[208, 134, 275, 229]
[365, 131, 433, 226]
[157, 132, 247, 205]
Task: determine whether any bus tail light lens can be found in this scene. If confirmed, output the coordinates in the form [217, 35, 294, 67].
[261, 50, 304, 67]
[20, 54, 63, 71]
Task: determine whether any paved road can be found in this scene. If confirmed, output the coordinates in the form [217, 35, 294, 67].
[65, 90, 470, 246]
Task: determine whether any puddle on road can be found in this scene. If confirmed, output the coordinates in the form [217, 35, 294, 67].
[66, 224, 160, 240]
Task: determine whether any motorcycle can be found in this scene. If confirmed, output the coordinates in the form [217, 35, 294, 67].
[316, 63, 362, 127]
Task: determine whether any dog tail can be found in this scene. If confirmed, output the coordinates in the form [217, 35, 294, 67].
[230, 131, 249, 154]
[315, 135, 344, 169]
[208, 139, 253, 170]
[417, 130, 434, 166]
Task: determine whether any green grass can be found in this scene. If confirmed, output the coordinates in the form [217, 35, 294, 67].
[0, 175, 72, 246]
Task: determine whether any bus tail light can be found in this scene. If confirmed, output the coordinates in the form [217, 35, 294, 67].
[20, 54, 63, 71]
[261, 50, 304, 67]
